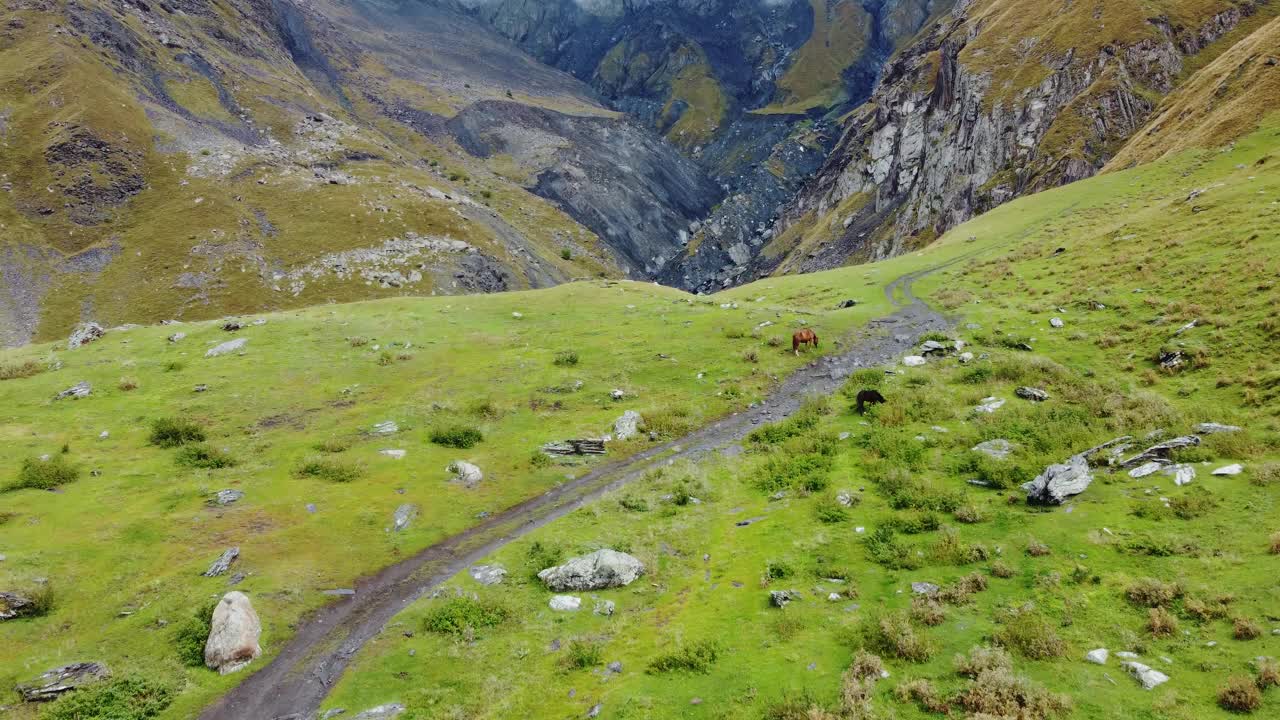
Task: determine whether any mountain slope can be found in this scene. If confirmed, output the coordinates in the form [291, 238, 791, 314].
[744, 0, 1276, 281]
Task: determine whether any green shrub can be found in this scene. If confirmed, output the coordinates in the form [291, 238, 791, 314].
[641, 406, 695, 439]
[43, 676, 174, 720]
[148, 418, 206, 448]
[421, 596, 509, 635]
[162, 360, 185, 372]
[1169, 488, 1217, 519]
[294, 458, 363, 483]
[959, 364, 993, 384]
[313, 437, 351, 453]
[561, 248, 572, 260]
[563, 639, 604, 669]
[529, 451, 552, 468]
[843, 368, 884, 390]
[618, 494, 649, 512]
[526, 541, 562, 580]
[814, 494, 853, 523]
[9, 455, 79, 492]
[861, 611, 934, 662]
[0, 359, 44, 380]
[1218, 675, 1262, 713]
[175, 444, 238, 469]
[429, 425, 483, 449]
[1125, 578, 1182, 608]
[993, 607, 1065, 659]
[646, 639, 720, 674]
[753, 453, 833, 493]
[173, 600, 217, 667]
[553, 350, 579, 366]
[865, 527, 922, 570]
[884, 511, 940, 534]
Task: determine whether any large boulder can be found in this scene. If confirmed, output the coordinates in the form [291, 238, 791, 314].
[613, 410, 642, 441]
[538, 549, 644, 592]
[16, 662, 108, 701]
[1, 591, 36, 620]
[204, 591, 262, 674]
[1022, 454, 1092, 505]
[447, 461, 483, 487]
[67, 322, 105, 350]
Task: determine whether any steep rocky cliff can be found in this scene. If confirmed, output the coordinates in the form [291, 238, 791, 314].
[752, 0, 1273, 279]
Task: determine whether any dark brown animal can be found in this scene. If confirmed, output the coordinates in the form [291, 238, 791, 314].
[792, 329, 818, 355]
[855, 389, 886, 414]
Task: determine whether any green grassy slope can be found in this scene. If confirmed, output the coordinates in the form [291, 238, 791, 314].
[2, 117, 1278, 718]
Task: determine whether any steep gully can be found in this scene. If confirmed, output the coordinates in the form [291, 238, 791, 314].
[198, 256, 970, 720]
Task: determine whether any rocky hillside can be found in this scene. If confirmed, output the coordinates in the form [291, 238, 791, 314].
[746, 0, 1276, 281]
[0, 0, 722, 347]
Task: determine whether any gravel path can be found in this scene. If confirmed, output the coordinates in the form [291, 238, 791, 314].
[198, 265, 953, 720]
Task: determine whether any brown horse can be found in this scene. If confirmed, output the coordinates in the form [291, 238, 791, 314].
[792, 328, 818, 355]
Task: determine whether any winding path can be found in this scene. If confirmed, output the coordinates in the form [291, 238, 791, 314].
[199, 265, 955, 720]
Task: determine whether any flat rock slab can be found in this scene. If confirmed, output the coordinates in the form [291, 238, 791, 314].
[16, 662, 108, 701]
[1212, 464, 1243, 476]
[206, 338, 248, 358]
[1086, 648, 1109, 665]
[549, 595, 581, 611]
[469, 565, 506, 586]
[352, 703, 405, 719]
[1123, 661, 1169, 690]
[204, 547, 240, 577]
[973, 439, 1014, 460]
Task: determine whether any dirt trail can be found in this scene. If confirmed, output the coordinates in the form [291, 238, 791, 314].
[198, 267, 953, 720]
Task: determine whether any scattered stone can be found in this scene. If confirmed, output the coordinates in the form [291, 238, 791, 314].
[587, 704, 602, 718]
[855, 526, 865, 533]
[770, 590, 798, 608]
[911, 582, 939, 595]
[204, 591, 261, 674]
[1212, 464, 1243, 476]
[469, 565, 506, 586]
[1128, 462, 1165, 479]
[958, 352, 975, 363]
[610, 389, 625, 401]
[194, 384, 209, 392]
[511, 311, 523, 319]
[16, 662, 109, 701]
[371, 420, 398, 435]
[1015, 386, 1049, 402]
[606, 661, 623, 673]
[168, 332, 186, 343]
[835, 490, 855, 507]
[351, 703, 405, 719]
[613, 411, 643, 441]
[1, 591, 37, 621]
[67, 322, 106, 350]
[1164, 464, 1196, 486]
[1049, 317, 1064, 328]
[974, 397, 1005, 413]
[447, 461, 483, 487]
[973, 439, 1014, 460]
[828, 592, 842, 601]
[1157, 350, 1184, 370]
[1086, 649, 1109, 665]
[542, 438, 607, 456]
[1195, 422, 1241, 435]
[306, 503, 318, 514]
[920, 340, 951, 356]
[205, 338, 247, 358]
[593, 600, 615, 616]
[1023, 454, 1092, 505]
[838, 431, 851, 440]
[211, 489, 244, 506]
[1119, 435, 1201, 468]
[538, 549, 645, 591]
[380, 449, 406, 459]
[1122, 661, 1169, 690]
[549, 595, 581, 611]
[392, 504, 417, 532]
[203, 547, 240, 577]
[1115, 651, 1140, 659]
[222, 320, 246, 331]
[99, 430, 109, 439]
[902, 355, 927, 367]
[56, 381, 92, 399]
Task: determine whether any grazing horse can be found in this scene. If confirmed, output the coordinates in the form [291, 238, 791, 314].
[792, 328, 818, 355]
[855, 389, 886, 414]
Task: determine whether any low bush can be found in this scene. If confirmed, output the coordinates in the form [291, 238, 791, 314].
[43, 676, 174, 720]
[1169, 489, 1217, 519]
[9, 455, 79, 492]
[957, 667, 1071, 719]
[753, 452, 833, 493]
[814, 494, 852, 523]
[954, 645, 1012, 677]
[149, 418, 206, 448]
[313, 437, 351, 453]
[861, 611, 933, 662]
[1025, 538, 1051, 557]
[118, 376, 139, 391]
[0, 359, 44, 380]
[175, 444, 238, 469]
[429, 424, 483, 449]
[294, 458, 363, 483]
[618, 494, 648, 512]
[1234, 616, 1262, 640]
[1256, 658, 1280, 689]
[641, 407, 694, 439]
[646, 639, 720, 674]
[994, 607, 1065, 659]
[990, 560, 1015, 578]
[911, 597, 945, 626]
[525, 541, 562, 580]
[173, 600, 217, 667]
[864, 527, 921, 570]
[1125, 578, 1182, 608]
[553, 350, 579, 366]
[563, 639, 604, 669]
[1148, 607, 1179, 637]
[1219, 676, 1263, 713]
[421, 596, 509, 635]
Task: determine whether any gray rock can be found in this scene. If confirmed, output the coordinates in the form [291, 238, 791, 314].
[902, 355, 927, 367]
[920, 340, 950, 355]
[211, 489, 244, 506]
[538, 549, 645, 592]
[835, 490, 855, 507]
[56, 381, 92, 399]
[1122, 661, 1169, 690]
[1115, 651, 1140, 659]
[351, 704, 405, 719]
[958, 351, 975, 363]
[910, 582, 939, 595]
[549, 595, 581, 611]
[1023, 454, 1092, 504]
[593, 599, 616, 616]
[1015, 386, 1049, 402]
[67, 322, 105, 350]
[587, 704, 602, 718]
[1119, 435, 1200, 468]
[606, 661, 623, 673]
[613, 410, 643, 441]
[1049, 317, 1064, 328]
[1164, 464, 1196, 486]
[168, 332, 186, 343]
[972, 439, 1014, 460]
[973, 396, 1005, 413]
[1, 591, 36, 621]
[447, 461, 483, 487]
[392, 504, 417, 532]
[610, 388, 625, 401]
[380, 449, 406, 459]
[205, 591, 261, 674]
[1212, 464, 1243, 476]
[1085, 648, 1109, 665]
[203, 547, 240, 577]
[469, 565, 506, 586]
[1194, 422, 1241, 435]
[205, 338, 247, 358]
[1128, 461, 1165, 479]
[16, 662, 108, 701]
[770, 589, 799, 608]
[371, 420, 399, 435]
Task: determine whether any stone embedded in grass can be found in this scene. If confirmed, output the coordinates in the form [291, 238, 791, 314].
[1, 591, 37, 620]
[974, 397, 1005, 413]
[613, 410, 643, 440]
[593, 599, 615, 616]
[351, 704, 406, 719]
[392, 504, 417, 532]
[447, 461, 483, 487]
[1119, 435, 1200, 468]
[222, 319, 246, 332]
[1122, 661, 1169, 690]
[1015, 386, 1049, 402]
[469, 565, 506, 586]
[168, 332, 186, 343]
[371, 420, 398, 435]
[67, 322, 105, 350]
[1086, 648, 1109, 665]
[205, 591, 261, 675]
[910, 582, 939, 595]
[203, 547, 240, 577]
[380, 449, 406, 459]
[958, 352, 975, 363]
[549, 595, 581, 611]
[55, 381, 92, 400]
[538, 549, 644, 591]
[1049, 317, 1064, 328]
[205, 338, 247, 358]
[1023, 454, 1092, 504]
[211, 489, 244, 506]
[1128, 462, 1165, 478]
[1195, 422, 1241, 434]
[973, 439, 1015, 460]
[610, 388, 625, 400]
[15, 661, 108, 701]
[902, 355, 927, 367]
[1164, 464, 1196, 486]
[1213, 464, 1243, 475]
[769, 590, 798, 608]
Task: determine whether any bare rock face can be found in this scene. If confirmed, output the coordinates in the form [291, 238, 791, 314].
[447, 461, 483, 487]
[204, 591, 262, 675]
[1023, 454, 1093, 505]
[67, 322, 105, 350]
[538, 549, 645, 592]
[613, 410, 642, 441]
[16, 662, 109, 702]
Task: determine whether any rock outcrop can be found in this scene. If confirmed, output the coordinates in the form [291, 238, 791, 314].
[538, 549, 645, 591]
[204, 591, 262, 674]
[16, 662, 109, 702]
